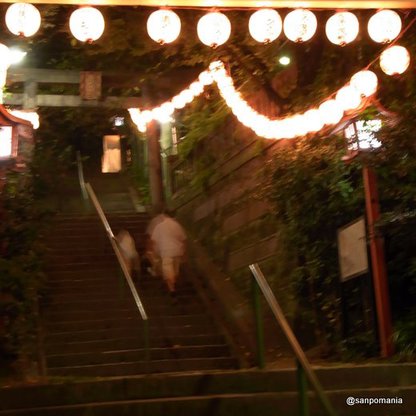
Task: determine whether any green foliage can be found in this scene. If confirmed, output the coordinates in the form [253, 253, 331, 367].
[179, 95, 230, 158]
[265, 136, 363, 354]
[392, 311, 416, 360]
[265, 112, 416, 358]
[0, 171, 47, 374]
[339, 331, 379, 361]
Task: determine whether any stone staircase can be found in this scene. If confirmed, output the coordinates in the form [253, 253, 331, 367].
[0, 364, 415, 415]
[2, 204, 415, 415]
[41, 212, 239, 378]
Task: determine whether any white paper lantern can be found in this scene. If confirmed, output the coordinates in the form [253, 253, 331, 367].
[249, 9, 282, 43]
[5, 3, 41, 37]
[326, 12, 359, 46]
[304, 109, 324, 132]
[350, 70, 378, 97]
[380, 45, 410, 75]
[70, 7, 105, 43]
[368, 10, 402, 43]
[336, 85, 362, 111]
[319, 100, 344, 125]
[283, 9, 317, 42]
[147, 9, 181, 44]
[197, 12, 231, 48]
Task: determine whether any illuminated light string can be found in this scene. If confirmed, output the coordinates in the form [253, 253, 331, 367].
[129, 61, 378, 140]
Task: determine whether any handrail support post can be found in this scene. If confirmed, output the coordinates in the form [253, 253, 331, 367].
[297, 358, 309, 416]
[252, 276, 265, 369]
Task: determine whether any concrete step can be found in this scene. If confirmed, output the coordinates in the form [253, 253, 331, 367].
[46, 345, 232, 367]
[0, 366, 415, 415]
[48, 287, 195, 302]
[45, 324, 222, 344]
[46, 293, 201, 312]
[46, 263, 121, 272]
[48, 357, 239, 377]
[1, 388, 414, 416]
[44, 314, 213, 333]
[44, 334, 228, 354]
[46, 254, 118, 265]
[51, 220, 148, 230]
[44, 303, 206, 322]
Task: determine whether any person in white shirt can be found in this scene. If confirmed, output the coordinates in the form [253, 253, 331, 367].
[116, 229, 140, 278]
[150, 213, 187, 295]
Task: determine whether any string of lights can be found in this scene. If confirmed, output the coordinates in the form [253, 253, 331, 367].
[128, 23, 410, 141]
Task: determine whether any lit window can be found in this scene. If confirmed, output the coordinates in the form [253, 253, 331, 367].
[0, 126, 13, 157]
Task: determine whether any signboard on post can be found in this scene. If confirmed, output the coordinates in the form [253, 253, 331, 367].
[80, 71, 102, 101]
[337, 217, 369, 281]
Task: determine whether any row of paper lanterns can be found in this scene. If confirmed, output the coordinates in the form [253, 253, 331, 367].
[129, 43, 410, 139]
[3, 3, 403, 46]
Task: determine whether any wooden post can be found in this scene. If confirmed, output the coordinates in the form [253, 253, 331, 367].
[147, 121, 164, 211]
[362, 166, 394, 357]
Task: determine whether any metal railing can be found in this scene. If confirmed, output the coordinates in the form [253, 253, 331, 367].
[249, 263, 337, 416]
[76, 151, 88, 201]
[85, 182, 150, 361]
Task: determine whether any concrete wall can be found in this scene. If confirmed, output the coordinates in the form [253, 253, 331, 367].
[166, 127, 298, 359]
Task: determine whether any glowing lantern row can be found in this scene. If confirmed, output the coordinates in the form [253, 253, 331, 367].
[3, 5, 403, 48]
[212, 63, 372, 139]
[380, 45, 410, 75]
[145, 8, 402, 47]
[69, 7, 105, 43]
[128, 69, 215, 131]
[129, 61, 380, 141]
[147, 9, 181, 44]
[5, 3, 41, 37]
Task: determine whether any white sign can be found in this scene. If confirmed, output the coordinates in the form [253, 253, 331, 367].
[338, 217, 369, 281]
[101, 135, 121, 173]
[0, 126, 12, 157]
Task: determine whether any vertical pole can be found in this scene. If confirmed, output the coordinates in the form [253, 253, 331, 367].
[147, 121, 164, 211]
[297, 359, 309, 416]
[23, 79, 37, 110]
[252, 277, 265, 369]
[362, 166, 394, 357]
[144, 319, 150, 374]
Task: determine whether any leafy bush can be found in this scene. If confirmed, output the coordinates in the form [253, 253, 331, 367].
[0, 171, 47, 376]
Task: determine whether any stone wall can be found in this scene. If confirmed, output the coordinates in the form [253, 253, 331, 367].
[168, 128, 297, 335]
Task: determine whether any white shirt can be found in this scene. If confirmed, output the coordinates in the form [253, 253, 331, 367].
[151, 216, 187, 258]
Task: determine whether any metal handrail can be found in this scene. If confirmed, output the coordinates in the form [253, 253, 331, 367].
[76, 151, 88, 202]
[85, 182, 148, 322]
[249, 263, 337, 416]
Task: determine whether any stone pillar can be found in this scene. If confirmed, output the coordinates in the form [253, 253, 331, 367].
[23, 79, 37, 110]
